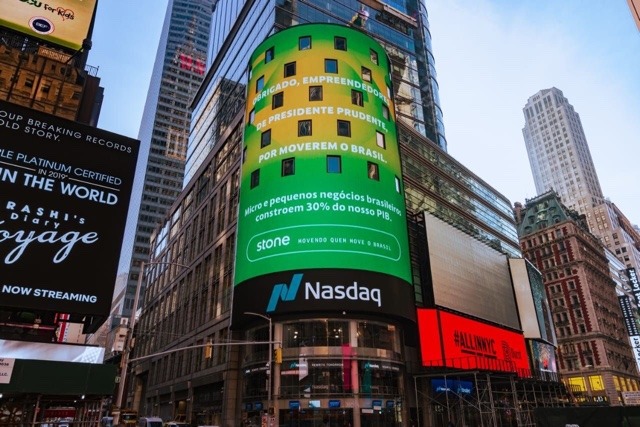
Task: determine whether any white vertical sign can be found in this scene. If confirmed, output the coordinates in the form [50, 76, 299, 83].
[0, 358, 15, 384]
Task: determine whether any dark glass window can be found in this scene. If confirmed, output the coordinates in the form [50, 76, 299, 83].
[327, 156, 342, 173]
[362, 66, 371, 82]
[282, 158, 295, 176]
[351, 90, 363, 106]
[250, 169, 260, 188]
[261, 130, 271, 148]
[272, 91, 284, 109]
[299, 36, 311, 50]
[256, 75, 264, 92]
[325, 59, 338, 73]
[382, 104, 389, 120]
[309, 85, 323, 101]
[298, 120, 312, 136]
[334, 36, 347, 50]
[337, 120, 351, 137]
[265, 47, 274, 63]
[284, 61, 296, 77]
[367, 162, 379, 180]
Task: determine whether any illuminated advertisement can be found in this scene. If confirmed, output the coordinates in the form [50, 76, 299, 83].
[0, 100, 139, 317]
[618, 294, 640, 372]
[232, 24, 413, 325]
[0, 0, 97, 51]
[417, 309, 531, 377]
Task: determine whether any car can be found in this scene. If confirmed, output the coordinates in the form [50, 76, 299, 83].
[164, 422, 190, 427]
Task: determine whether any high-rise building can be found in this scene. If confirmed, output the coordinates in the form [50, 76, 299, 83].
[522, 87, 605, 214]
[515, 191, 640, 405]
[126, 2, 563, 426]
[522, 88, 640, 282]
[114, 0, 213, 320]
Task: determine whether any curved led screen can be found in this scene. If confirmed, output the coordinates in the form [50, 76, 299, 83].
[233, 24, 413, 325]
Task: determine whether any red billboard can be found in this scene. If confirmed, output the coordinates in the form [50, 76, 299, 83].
[417, 308, 531, 377]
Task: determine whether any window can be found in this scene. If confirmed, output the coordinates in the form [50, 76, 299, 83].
[351, 90, 363, 106]
[376, 131, 386, 149]
[395, 176, 401, 193]
[337, 120, 351, 137]
[24, 78, 34, 88]
[282, 158, 295, 176]
[248, 109, 255, 124]
[309, 85, 323, 101]
[299, 36, 311, 50]
[370, 49, 379, 64]
[334, 36, 347, 50]
[382, 104, 389, 120]
[367, 162, 379, 180]
[256, 75, 264, 92]
[265, 47, 274, 63]
[272, 91, 284, 109]
[250, 170, 260, 188]
[298, 120, 312, 136]
[261, 130, 271, 148]
[325, 59, 338, 73]
[284, 61, 296, 77]
[362, 66, 371, 82]
[327, 156, 342, 173]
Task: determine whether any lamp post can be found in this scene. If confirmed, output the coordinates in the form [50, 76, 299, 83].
[244, 311, 273, 425]
[114, 260, 189, 424]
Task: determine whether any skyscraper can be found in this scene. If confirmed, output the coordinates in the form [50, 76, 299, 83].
[127, 2, 562, 425]
[115, 0, 213, 319]
[522, 87, 605, 215]
[522, 87, 640, 275]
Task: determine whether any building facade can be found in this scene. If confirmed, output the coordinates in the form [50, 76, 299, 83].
[522, 87, 640, 285]
[127, 2, 564, 426]
[515, 191, 640, 405]
[114, 0, 213, 320]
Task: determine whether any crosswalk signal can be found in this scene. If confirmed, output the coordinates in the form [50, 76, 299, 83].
[204, 339, 213, 359]
[274, 347, 282, 364]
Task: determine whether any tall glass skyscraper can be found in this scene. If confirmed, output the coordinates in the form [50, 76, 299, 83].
[115, 0, 213, 318]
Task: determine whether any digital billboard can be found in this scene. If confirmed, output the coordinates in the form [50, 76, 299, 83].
[423, 213, 521, 330]
[417, 309, 531, 377]
[0, 0, 97, 51]
[0, 100, 139, 317]
[233, 24, 414, 325]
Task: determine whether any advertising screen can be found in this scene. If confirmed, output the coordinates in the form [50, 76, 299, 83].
[423, 213, 520, 330]
[417, 308, 531, 377]
[0, 0, 97, 51]
[0, 100, 139, 317]
[232, 24, 414, 324]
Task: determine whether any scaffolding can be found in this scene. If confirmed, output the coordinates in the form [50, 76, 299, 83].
[414, 370, 572, 427]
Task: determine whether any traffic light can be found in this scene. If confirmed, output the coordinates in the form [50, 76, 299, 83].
[204, 339, 213, 359]
[274, 347, 282, 364]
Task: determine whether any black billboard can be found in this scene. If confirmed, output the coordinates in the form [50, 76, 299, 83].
[0, 100, 139, 317]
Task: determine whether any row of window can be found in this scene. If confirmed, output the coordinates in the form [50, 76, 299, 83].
[258, 122, 387, 147]
[262, 35, 380, 65]
[249, 157, 388, 188]
[256, 60, 375, 93]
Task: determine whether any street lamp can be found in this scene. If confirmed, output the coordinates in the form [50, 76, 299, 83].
[114, 260, 189, 423]
[244, 311, 273, 423]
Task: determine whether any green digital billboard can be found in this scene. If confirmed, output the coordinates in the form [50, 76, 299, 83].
[233, 24, 414, 324]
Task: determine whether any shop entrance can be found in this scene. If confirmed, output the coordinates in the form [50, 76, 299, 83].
[279, 408, 353, 426]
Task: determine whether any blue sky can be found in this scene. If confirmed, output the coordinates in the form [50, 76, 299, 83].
[88, 0, 640, 223]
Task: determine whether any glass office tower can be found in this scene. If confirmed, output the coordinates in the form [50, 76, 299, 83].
[115, 0, 213, 319]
